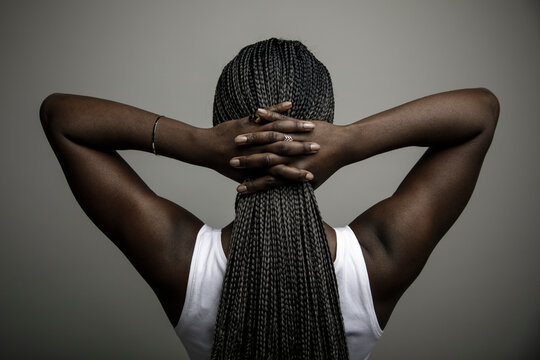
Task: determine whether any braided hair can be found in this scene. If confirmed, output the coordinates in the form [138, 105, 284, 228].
[211, 38, 348, 359]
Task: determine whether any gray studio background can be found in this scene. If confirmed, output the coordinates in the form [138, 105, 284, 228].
[1, 0, 538, 359]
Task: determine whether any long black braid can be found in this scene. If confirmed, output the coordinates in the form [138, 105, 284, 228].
[211, 38, 348, 360]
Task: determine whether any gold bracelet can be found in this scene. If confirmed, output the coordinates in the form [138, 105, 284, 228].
[151, 115, 163, 155]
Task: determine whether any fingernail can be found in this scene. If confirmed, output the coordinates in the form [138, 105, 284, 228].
[310, 143, 320, 151]
[237, 185, 247, 193]
[257, 108, 267, 115]
[304, 122, 315, 129]
[236, 136, 247, 143]
[284, 101, 292, 107]
[305, 173, 314, 180]
[230, 159, 240, 167]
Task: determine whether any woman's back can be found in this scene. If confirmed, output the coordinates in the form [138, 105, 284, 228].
[177, 224, 382, 360]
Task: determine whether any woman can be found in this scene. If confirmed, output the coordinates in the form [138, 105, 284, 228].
[40, 38, 499, 359]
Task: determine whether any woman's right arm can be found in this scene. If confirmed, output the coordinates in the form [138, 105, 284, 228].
[338, 88, 499, 325]
[231, 88, 499, 327]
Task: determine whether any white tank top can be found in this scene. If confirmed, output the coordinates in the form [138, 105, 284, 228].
[175, 225, 383, 360]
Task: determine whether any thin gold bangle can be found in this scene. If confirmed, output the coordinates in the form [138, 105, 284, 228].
[151, 115, 163, 155]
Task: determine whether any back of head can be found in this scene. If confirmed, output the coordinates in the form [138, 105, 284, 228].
[211, 38, 348, 360]
[213, 38, 334, 125]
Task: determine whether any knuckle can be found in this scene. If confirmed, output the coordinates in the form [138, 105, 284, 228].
[273, 122, 285, 132]
[264, 176, 276, 186]
[269, 131, 280, 142]
[247, 133, 257, 143]
[278, 142, 288, 154]
[264, 154, 272, 167]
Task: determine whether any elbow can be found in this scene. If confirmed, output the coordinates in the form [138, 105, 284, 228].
[39, 93, 67, 133]
[475, 87, 500, 130]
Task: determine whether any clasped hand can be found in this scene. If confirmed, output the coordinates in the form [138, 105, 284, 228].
[204, 102, 347, 193]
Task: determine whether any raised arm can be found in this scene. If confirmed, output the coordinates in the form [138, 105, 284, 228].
[342, 88, 499, 321]
[40, 93, 214, 325]
[232, 88, 499, 328]
[39, 93, 319, 324]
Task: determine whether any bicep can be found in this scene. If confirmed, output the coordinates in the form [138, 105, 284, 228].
[350, 126, 496, 294]
[46, 129, 202, 294]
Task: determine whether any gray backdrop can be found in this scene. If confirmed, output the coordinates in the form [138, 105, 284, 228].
[1, 0, 538, 359]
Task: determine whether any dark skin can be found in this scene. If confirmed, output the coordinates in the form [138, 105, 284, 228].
[40, 88, 499, 331]
[40, 95, 320, 326]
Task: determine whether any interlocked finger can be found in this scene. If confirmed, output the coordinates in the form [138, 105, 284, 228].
[235, 131, 286, 145]
[269, 164, 314, 181]
[256, 108, 288, 122]
[264, 101, 292, 113]
[262, 141, 320, 156]
[229, 153, 287, 169]
[250, 102, 292, 124]
[237, 166, 314, 194]
[262, 119, 314, 133]
[237, 176, 284, 194]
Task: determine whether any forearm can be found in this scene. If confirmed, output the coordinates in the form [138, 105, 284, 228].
[341, 88, 499, 164]
[40, 93, 205, 165]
